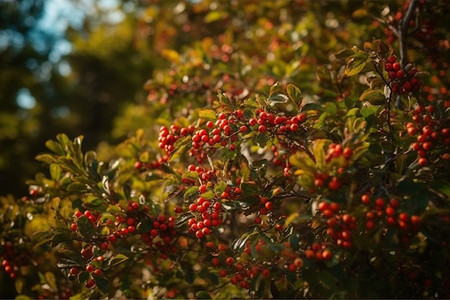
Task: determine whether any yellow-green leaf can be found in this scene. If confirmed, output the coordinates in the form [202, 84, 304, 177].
[161, 49, 180, 63]
[286, 84, 303, 107]
[45, 271, 57, 290]
[359, 89, 386, 104]
[345, 52, 369, 77]
[198, 109, 217, 121]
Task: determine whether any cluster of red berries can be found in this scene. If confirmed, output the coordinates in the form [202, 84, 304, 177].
[158, 125, 194, 154]
[269, 145, 294, 177]
[406, 105, 450, 166]
[325, 143, 353, 163]
[2, 258, 17, 279]
[207, 243, 260, 289]
[310, 144, 353, 191]
[385, 56, 421, 95]
[254, 196, 274, 224]
[188, 194, 223, 239]
[211, 255, 268, 289]
[134, 154, 168, 171]
[314, 173, 342, 191]
[318, 202, 356, 249]
[304, 242, 332, 262]
[141, 215, 178, 259]
[249, 110, 306, 135]
[361, 194, 420, 234]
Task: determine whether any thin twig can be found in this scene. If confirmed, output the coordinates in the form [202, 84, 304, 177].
[399, 0, 418, 67]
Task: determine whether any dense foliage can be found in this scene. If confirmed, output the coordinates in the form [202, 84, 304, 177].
[1, 0, 449, 299]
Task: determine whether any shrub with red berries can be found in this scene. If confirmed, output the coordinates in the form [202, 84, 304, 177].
[1, 1, 449, 299]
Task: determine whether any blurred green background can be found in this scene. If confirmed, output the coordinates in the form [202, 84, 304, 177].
[1, 0, 164, 196]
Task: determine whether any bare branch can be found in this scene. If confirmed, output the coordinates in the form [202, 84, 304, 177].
[399, 0, 419, 66]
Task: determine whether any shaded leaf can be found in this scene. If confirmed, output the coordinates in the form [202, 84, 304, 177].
[345, 52, 369, 77]
[286, 84, 303, 107]
[359, 89, 385, 104]
[77, 216, 96, 239]
[94, 276, 109, 294]
[108, 254, 128, 267]
[184, 186, 199, 199]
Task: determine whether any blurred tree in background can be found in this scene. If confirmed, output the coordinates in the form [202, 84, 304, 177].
[0, 0, 157, 196]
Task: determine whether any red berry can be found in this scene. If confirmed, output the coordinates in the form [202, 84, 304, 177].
[393, 62, 401, 71]
[418, 157, 428, 166]
[328, 177, 341, 190]
[375, 198, 385, 208]
[86, 265, 94, 273]
[225, 257, 234, 265]
[387, 56, 397, 63]
[265, 201, 273, 210]
[322, 250, 332, 260]
[361, 194, 370, 204]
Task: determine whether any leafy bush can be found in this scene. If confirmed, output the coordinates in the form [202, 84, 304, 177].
[1, 0, 449, 299]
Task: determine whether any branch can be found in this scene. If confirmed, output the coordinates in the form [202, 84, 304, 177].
[398, 0, 418, 67]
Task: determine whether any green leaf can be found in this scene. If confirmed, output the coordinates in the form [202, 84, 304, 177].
[184, 186, 199, 199]
[136, 219, 152, 233]
[323, 102, 337, 115]
[359, 89, 385, 104]
[301, 103, 321, 112]
[56, 133, 71, 147]
[217, 91, 232, 107]
[78, 271, 89, 284]
[139, 152, 149, 163]
[145, 172, 164, 181]
[198, 109, 217, 121]
[169, 143, 188, 163]
[318, 270, 338, 290]
[199, 269, 219, 286]
[182, 171, 199, 180]
[45, 139, 65, 156]
[161, 163, 175, 174]
[45, 271, 57, 290]
[51, 231, 73, 247]
[50, 163, 61, 181]
[201, 191, 215, 200]
[161, 49, 180, 63]
[345, 52, 369, 77]
[67, 182, 87, 192]
[241, 182, 259, 197]
[108, 254, 128, 267]
[94, 276, 109, 294]
[256, 133, 268, 147]
[214, 181, 227, 195]
[77, 216, 96, 239]
[204, 10, 228, 23]
[15, 278, 24, 294]
[269, 92, 289, 104]
[335, 48, 354, 59]
[195, 291, 212, 299]
[35, 153, 56, 164]
[360, 105, 379, 118]
[286, 84, 303, 107]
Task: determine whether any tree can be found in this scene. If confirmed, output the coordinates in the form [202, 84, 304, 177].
[1, 0, 449, 299]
